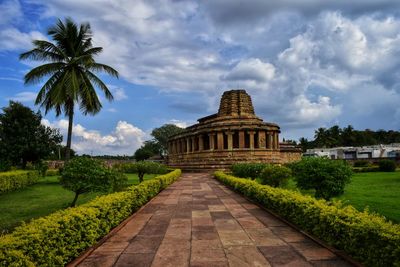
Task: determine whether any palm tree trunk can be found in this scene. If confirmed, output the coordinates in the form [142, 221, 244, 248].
[65, 104, 74, 161]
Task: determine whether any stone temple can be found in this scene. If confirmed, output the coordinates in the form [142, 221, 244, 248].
[167, 89, 301, 171]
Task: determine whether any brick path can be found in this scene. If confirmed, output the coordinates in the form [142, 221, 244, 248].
[77, 173, 354, 267]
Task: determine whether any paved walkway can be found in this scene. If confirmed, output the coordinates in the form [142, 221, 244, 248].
[77, 173, 354, 267]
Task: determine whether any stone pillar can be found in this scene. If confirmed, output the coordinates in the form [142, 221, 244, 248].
[274, 132, 279, 149]
[191, 136, 196, 152]
[226, 131, 234, 150]
[208, 133, 215, 151]
[248, 131, 255, 150]
[179, 139, 183, 153]
[186, 138, 190, 153]
[217, 132, 224, 150]
[258, 131, 266, 148]
[267, 132, 272, 149]
[239, 130, 245, 149]
[198, 134, 204, 151]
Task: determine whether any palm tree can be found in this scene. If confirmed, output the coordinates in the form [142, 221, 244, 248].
[20, 18, 118, 160]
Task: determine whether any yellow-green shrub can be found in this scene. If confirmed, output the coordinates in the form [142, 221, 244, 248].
[0, 171, 40, 194]
[45, 169, 59, 176]
[0, 169, 181, 266]
[214, 171, 400, 267]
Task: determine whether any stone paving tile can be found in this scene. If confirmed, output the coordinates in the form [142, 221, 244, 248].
[225, 246, 271, 267]
[76, 173, 355, 267]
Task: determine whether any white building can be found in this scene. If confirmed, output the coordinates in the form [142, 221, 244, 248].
[304, 144, 400, 159]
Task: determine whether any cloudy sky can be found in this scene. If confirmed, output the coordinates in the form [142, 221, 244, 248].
[1, 0, 400, 155]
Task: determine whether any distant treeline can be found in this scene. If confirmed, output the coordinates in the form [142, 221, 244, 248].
[293, 125, 400, 152]
[80, 154, 135, 160]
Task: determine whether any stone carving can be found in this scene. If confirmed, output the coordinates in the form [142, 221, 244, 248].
[167, 89, 301, 171]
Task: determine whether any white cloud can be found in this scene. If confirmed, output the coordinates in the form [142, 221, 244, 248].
[41, 119, 146, 155]
[8, 91, 37, 102]
[17, 2, 400, 138]
[0, 0, 23, 26]
[108, 85, 128, 101]
[168, 119, 190, 128]
[107, 108, 117, 113]
[223, 58, 275, 82]
[0, 27, 47, 51]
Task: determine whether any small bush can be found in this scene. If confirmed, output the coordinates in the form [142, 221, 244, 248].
[378, 159, 396, 172]
[0, 169, 181, 266]
[259, 164, 292, 187]
[113, 162, 137, 173]
[231, 163, 266, 180]
[214, 171, 400, 267]
[135, 161, 168, 183]
[0, 171, 40, 194]
[60, 157, 128, 206]
[34, 160, 48, 177]
[290, 157, 352, 200]
[45, 169, 59, 176]
[353, 160, 370, 167]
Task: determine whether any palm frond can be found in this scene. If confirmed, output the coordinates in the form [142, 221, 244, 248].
[87, 63, 119, 77]
[85, 70, 114, 101]
[24, 62, 66, 85]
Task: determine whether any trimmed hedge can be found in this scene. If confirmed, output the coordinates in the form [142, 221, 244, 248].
[0, 171, 40, 194]
[0, 169, 181, 266]
[214, 171, 400, 267]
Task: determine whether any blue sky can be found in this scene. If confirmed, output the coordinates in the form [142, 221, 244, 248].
[1, 0, 400, 155]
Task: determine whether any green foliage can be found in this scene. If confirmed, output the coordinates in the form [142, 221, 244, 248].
[45, 169, 59, 176]
[352, 166, 380, 173]
[259, 164, 292, 187]
[20, 18, 118, 160]
[0, 171, 39, 194]
[300, 124, 400, 149]
[135, 161, 168, 183]
[0, 169, 181, 266]
[231, 163, 266, 180]
[34, 160, 48, 177]
[0, 160, 11, 172]
[378, 159, 396, 172]
[214, 171, 400, 267]
[134, 140, 162, 161]
[290, 157, 352, 200]
[353, 160, 370, 167]
[60, 158, 127, 206]
[112, 162, 137, 173]
[151, 124, 185, 154]
[0, 101, 62, 168]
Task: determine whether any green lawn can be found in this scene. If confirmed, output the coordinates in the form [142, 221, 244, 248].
[277, 172, 400, 223]
[0, 173, 157, 233]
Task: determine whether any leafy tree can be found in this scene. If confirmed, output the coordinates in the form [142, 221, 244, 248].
[0, 101, 62, 168]
[259, 164, 292, 188]
[300, 124, 400, 150]
[290, 157, 352, 200]
[134, 140, 162, 161]
[20, 18, 118, 161]
[134, 161, 168, 183]
[151, 124, 185, 155]
[60, 157, 127, 206]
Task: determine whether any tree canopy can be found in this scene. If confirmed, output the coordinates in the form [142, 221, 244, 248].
[298, 125, 400, 151]
[150, 124, 185, 155]
[0, 101, 62, 168]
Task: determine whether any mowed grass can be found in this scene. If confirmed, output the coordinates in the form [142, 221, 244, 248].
[0, 173, 157, 233]
[337, 172, 400, 223]
[279, 172, 400, 223]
